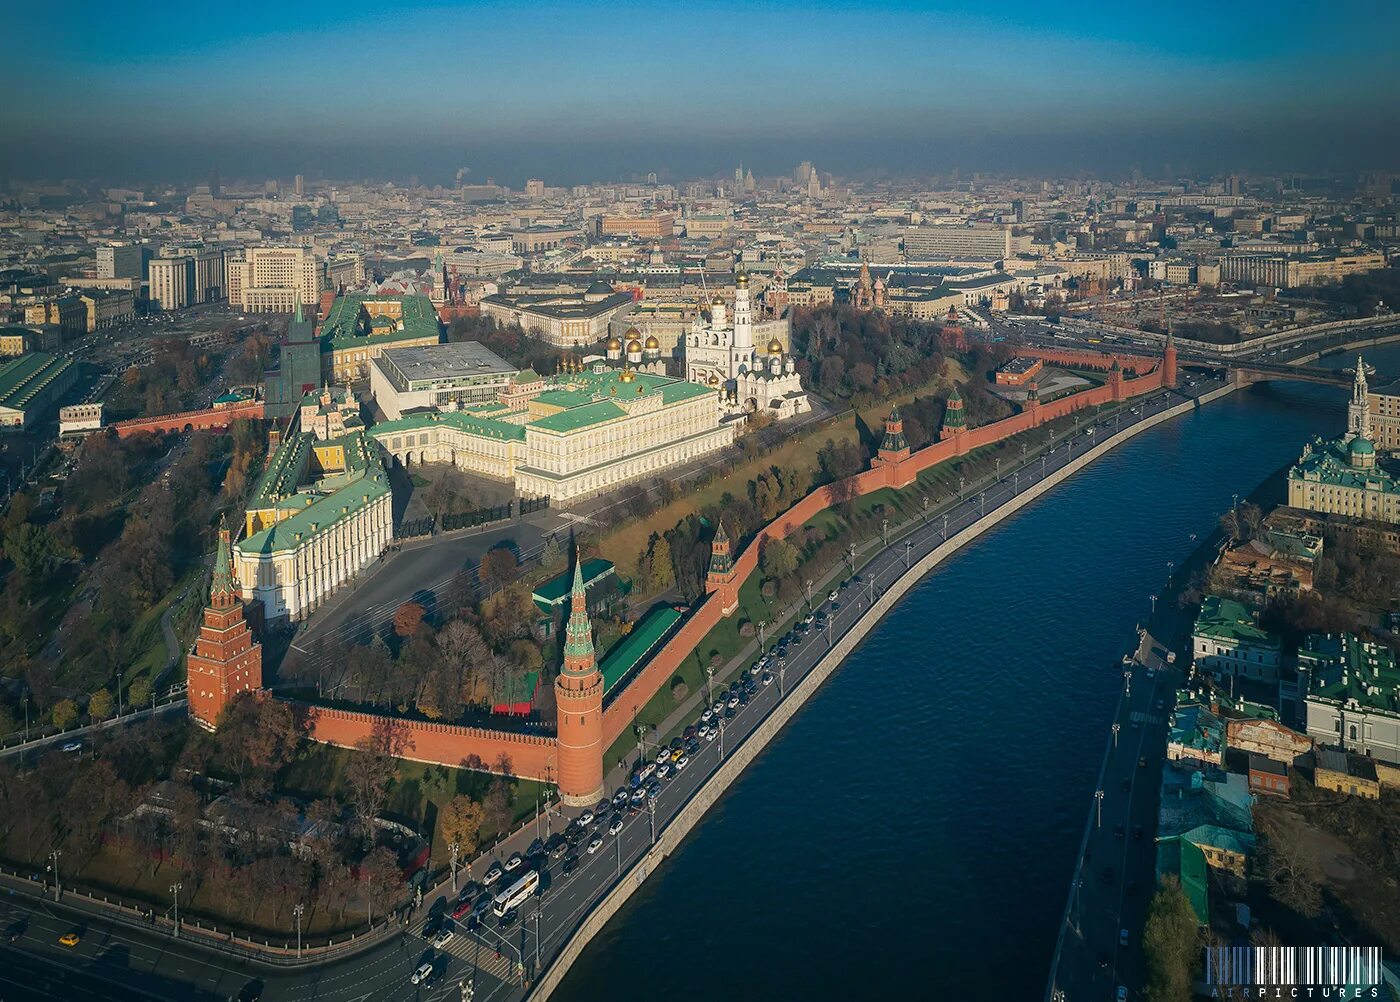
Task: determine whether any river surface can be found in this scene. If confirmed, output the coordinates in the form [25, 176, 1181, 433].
[553, 366, 1374, 1002]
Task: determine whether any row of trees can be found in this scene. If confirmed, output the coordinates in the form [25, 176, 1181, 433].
[790, 305, 952, 408]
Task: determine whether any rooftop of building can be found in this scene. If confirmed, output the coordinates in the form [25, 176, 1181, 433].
[1158, 766, 1254, 840]
[376, 341, 516, 386]
[600, 606, 683, 697]
[1302, 631, 1400, 715]
[318, 293, 442, 352]
[479, 289, 634, 319]
[1289, 435, 1400, 492]
[0, 352, 74, 411]
[371, 409, 526, 442]
[532, 558, 615, 610]
[1192, 594, 1280, 649]
[1168, 699, 1226, 758]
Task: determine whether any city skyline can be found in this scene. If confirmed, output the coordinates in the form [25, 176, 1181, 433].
[5, 0, 1400, 182]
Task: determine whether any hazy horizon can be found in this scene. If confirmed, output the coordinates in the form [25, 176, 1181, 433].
[5, 0, 1400, 185]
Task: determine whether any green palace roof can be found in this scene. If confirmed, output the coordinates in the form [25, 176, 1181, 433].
[319, 294, 442, 352]
[1302, 632, 1400, 716]
[372, 410, 526, 442]
[601, 606, 683, 696]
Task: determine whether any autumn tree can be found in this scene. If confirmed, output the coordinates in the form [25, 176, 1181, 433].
[88, 687, 114, 721]
[345, 718, 413, 840]
[393, 601, 426, 638]
[51, 698, 78, 730]
[439, 795, 486, 885]
[360, 845, 402, 926]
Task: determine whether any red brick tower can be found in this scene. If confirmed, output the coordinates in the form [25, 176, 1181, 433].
[1026, 379, 1041, 423]
[874, 405, 915, 487]
[1109, 359, 1126, 402]
[1163, 332, 1178, 389]
[555, 554, 605, 806]
[705, 521, 740, 615]
[188, 521, 262, 730]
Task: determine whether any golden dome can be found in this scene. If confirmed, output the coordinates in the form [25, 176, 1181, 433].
[711, 296, 723, 306]
[624, 326, 641, 339]
[735, 271, 749, 286]
[619, 368, 635, 383]
[644, 334, 660, 350]
[708, 373, 720, 385]
[626, 338, 642, 354]
[606, 336, 621, 350]
[767, 337, 784, 355]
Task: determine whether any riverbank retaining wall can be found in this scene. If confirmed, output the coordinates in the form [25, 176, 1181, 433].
[530, 380, 1237, 1000]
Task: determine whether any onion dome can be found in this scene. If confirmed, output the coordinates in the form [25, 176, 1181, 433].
[767, 337, 784, 355]
[708, 373, 720, 385]
[644, 334, 660, 350]
[711, 296, 723, 306]
[606, 335, 621, 350]
[626, 339, 642, 354]
[735, 271, 749, 287]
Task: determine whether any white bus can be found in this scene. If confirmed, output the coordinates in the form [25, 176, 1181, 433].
[492, 869, 540, 917]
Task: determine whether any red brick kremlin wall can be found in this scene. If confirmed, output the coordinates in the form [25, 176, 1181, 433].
[598, 351, 1169, 747]
[298, 702, 558, 780]
[285, 347, 1169, 785]
[113, 400, 265, 438]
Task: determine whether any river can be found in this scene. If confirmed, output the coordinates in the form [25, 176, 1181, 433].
[552, 363, 1372, 1001]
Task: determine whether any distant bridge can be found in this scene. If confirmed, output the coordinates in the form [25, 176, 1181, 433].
[1179, 358, 1351, 387]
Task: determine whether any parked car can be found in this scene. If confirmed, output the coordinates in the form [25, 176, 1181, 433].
[527, 838, 545, 858]
[504, 852, 524, 872]
[612, 789, 630, 808]
[432, 927, 454, 949]
[578, 810, 595, 826]
[61, 742, 82, 754]
[482, 862, 504, 885]
[411, 963, 433, 986]
[828, 590, 839, 603]
[608, 815, 625, 836]
[1119, 929, 1129, 947]
[675, 755, 689, 771]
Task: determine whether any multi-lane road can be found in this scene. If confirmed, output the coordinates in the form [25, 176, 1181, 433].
[3, 375, 1224, 1001]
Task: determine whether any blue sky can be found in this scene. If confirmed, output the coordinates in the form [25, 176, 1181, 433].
[5, 1, 1399, 181]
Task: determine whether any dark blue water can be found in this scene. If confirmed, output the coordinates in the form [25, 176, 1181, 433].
[555, 376, 1358, 1002]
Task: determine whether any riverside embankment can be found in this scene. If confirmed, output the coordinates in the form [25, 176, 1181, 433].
[533, 383, 1242, 1000]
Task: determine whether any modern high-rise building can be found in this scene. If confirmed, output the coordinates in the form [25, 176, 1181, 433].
[96, 243, 142, 281]
[902, 224, 1011, 260]
[148, 244, 224, 310]
[228, 245, 322, 312]
[294, 174, 304, 196]
[525, 178, 546, 198]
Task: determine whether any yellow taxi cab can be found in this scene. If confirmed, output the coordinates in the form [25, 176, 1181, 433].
[58, 932, 81, 947]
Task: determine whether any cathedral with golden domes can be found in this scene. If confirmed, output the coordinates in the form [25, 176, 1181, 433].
[681, 272, 810, 420]
[604, 325, 667, 375]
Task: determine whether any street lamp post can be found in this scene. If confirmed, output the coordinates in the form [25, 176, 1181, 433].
[847, 543, 856, 575]
[49, 849, 61, 901]
[1111, 722, 1120, 748]
[647, 795, 657, 845]
[170, 882, 182, 936]
[942, 513, 948, 540]
[779, 662, 786, 697]
[1124, 670, 1132, 697]
[979, 492, 986, 518]
[804, 579, 813, 608]
[1094, 790, 1104, 828]
[718, 717, 726, 759]
[294, 903, 304, 959]
[882, 517, 889, 548]
[995, 457, 1001, 480]
[449, 841, 461, 893]
[904, 540, 913, 569]
[922, 496, 929, 521]
[958, 475, 965, 498]
[705, 665, 715, 704]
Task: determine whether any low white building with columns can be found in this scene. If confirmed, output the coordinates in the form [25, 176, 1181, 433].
[236, 390, 394, 622]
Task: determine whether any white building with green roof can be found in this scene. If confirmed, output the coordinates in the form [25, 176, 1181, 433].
[0, 352, 78, 429]
[235, 388, 393, 622]
[370, 362, 735, 505]
[1191, 594, 1282, 682]
[1288, 356, 1400, 525]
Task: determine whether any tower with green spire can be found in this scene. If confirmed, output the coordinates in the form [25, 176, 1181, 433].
[554, 547, 605, 805]
[705, 521, 740, 615]
[940, 385, 967, 441]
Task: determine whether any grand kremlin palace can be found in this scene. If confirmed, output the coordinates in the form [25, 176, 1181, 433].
[370, 363, 735, 505]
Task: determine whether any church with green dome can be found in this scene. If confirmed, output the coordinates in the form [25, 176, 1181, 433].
[1287, 355, 1400, 524]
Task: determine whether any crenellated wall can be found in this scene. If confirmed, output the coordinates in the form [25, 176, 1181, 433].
[290, 348, 1169, 796]
[297, 702, 557, 780]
